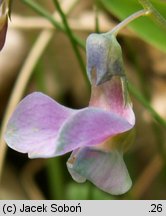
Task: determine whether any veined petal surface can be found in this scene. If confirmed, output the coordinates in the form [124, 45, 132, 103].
[89, 76, 135, 125]
[54, 106, 134, 156]
[4, 92, 75, 158]
[67, 147, 132, 195]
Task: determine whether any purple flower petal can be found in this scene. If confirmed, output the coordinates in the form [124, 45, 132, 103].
[89, 76, 135, 125]
[4, 90, 134, 158]
[4, 92, 75, 158]
[67, 147, 132, 195]
[54, 106, 134, 156]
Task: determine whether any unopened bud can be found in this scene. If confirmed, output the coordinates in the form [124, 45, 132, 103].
[86, 33, 125, 85]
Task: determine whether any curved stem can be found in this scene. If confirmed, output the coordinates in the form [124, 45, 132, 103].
[138, 0, 166, 30]
[108, 9, 150, 36]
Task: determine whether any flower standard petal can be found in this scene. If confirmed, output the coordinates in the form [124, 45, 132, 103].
[54, 107, 134, 156]
[4, 92, 75, 158]
[4, 91, 134, 158]
[67, 147, 132, 195]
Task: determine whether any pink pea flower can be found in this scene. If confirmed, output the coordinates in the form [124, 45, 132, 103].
[0, 0, 9, 50]
[4, 33, 135, 195]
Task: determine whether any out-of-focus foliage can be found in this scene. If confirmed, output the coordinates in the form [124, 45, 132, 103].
[101, 0, 166, 53]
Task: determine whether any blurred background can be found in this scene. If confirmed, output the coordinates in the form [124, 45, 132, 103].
[0, 0, 166, 199]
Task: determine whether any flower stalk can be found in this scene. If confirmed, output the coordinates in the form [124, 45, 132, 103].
[108, 9, 150, 36]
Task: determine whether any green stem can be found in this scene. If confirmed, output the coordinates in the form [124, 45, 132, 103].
[94, 5, 100, 33]
[33, 60, 47, 92]
[47, 157, 64, 199]
[21, 0, 85, 49]
[52, 0, 89, 84]
[108, 9, 149, 36]
[128, 83, 166, 128]
[138, 0, 166, 30]
[126, 40, 166, 171]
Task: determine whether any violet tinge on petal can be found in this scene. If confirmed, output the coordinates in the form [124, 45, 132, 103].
[86, 33, 125, 85]
[0, 0, 9, 50]
[4, 32, 135, 195]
